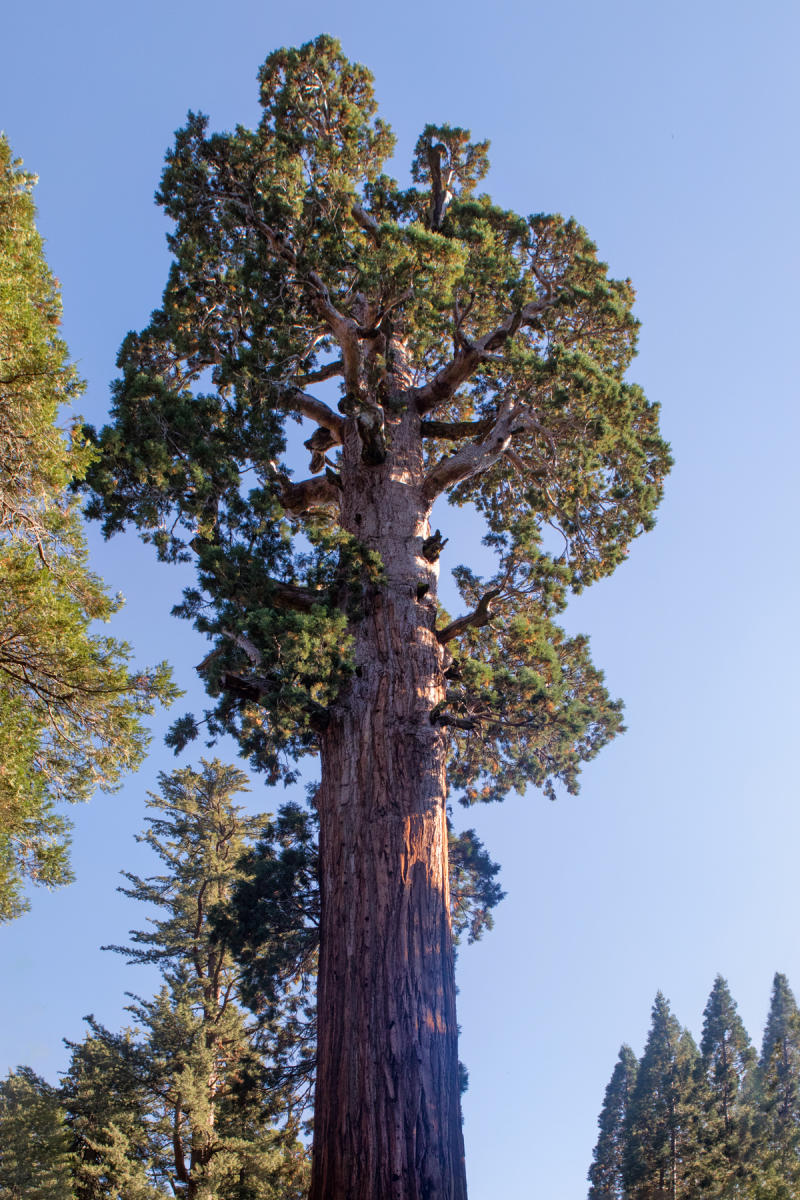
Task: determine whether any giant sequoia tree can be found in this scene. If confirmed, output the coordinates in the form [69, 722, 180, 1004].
[84, 35, 670, 1199]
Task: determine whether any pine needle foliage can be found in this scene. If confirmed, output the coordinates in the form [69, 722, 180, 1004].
[0, 1067, 74, 1200]
[0, 135, 176, 920]
[61, 760, 309, 1199]
[81, 35, 671, 803]
[587, 976, 800, 1200]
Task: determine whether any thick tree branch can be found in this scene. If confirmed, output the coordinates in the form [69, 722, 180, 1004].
[421, 417, 493, 440]
[221, 629, 262, 667]
[296, 359, 345, 385]
[268, 580, 326, 612]
[421, 405, 520, 501]
[427, 143, 452, 231]
[414, 292, 558, 415]
[271, 386, 344, 440]
[278, 473, 341, 516]
[351, 204, 381, 243]
[436, 589, 501, 644]
[306, 272, 362, 396]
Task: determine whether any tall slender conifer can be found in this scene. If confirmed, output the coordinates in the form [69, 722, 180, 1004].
[588, 1044, 638, 1198]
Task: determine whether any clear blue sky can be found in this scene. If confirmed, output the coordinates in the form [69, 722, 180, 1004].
[3, 2, 799, 1196]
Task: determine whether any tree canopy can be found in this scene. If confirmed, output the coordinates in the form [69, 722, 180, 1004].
[0, 135, 175, 920]
[84, 34, 670, 804]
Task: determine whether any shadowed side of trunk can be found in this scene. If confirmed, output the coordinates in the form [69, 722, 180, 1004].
[310, 411, 467, 1200]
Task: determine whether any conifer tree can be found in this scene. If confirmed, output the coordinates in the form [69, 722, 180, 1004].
[82, 35, 671, 1194]
[62, 761, 309, 1199]
[587, 1044, 638, 1199]
[752, 973, 800, 1197]
[0, 135, 174, 920]
[624, 994, 700, 1200]
[692, 975, 756, 1196]
[60, 1030, 157, 1199]
[0, 1067, 74, 1199]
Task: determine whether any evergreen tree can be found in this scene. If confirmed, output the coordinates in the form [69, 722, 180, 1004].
[0, 1067, 73, 1199]
[0, 135, 175, 920]
[60, 1030, 157, 1199]
[751, 973, 800, 1197]
[82, 35, 671, 1193]
[588, 1044, 638, 1199]
[62, 761, 309, 1199]
[624, 993, 700, 1200]
[692, 975, 756, 1196]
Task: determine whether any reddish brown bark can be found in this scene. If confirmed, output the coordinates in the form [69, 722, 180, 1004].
[310, 406, 467, 1200]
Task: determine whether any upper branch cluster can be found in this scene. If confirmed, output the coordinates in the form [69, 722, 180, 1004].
[82, 35, 670, 800]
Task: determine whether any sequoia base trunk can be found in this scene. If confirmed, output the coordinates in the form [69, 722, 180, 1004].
[309, 410, 467, 1200]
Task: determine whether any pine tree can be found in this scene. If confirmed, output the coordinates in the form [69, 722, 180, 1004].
[588, 1044, 638, 1198]
[751, 973, 800, 1197]
[691, 975, 756, 1196]
[82, 35, 671, 1194]
[0, 1067, 74, 1199]
[60, 1030, 157, 1199]
[62, 761, 309, 1199]
[624, 994, 700, 1200]
[0, 135, 175, 920]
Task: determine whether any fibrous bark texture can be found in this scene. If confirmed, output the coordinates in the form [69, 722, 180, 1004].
[311, 410, 466, 1200]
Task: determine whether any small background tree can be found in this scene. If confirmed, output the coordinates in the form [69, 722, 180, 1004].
[0, 135, 175, 920]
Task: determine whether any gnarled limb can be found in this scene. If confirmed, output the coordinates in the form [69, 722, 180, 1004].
[414, 292, 559, 414]
[272, 386, 345, 440]
[421, 416, 493, 440]
[421, 404, 520, 501]
[296, 359, 344, 385]
[278, 473, 341, 515]
[351, 203, 381, 244]
[307, 271, 362, 396]
[436, 588, 501, 644]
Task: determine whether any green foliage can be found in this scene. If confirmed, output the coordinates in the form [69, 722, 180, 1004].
[82, 35, 670, 803]
[0, 135, 176, 920]
[0, 1067, 74, 1199]
[751, 975, 800, 1198]
[61, 761, 309, 1198]
[624, 993, 700, 1199]
[692, 976, 756, 1195]
[588, 1045, 638, 1199]
[587, 976, 800, 1200]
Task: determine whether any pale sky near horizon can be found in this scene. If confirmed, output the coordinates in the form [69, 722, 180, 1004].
[2, 2, 799, 1197]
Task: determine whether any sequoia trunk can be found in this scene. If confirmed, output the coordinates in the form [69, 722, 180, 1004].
[310, 406, 468, 1200]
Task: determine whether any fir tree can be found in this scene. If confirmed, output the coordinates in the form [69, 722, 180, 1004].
[752, 973, 800, 1197]
[0, 1067, 73, 1199]
[82, 35, 671, 1193]
[60, 1030, 157, 1199]
[624, 993, 700, 1200]
[0, 135, 175, 920]
[587, 1044, 638, 1199]
[62, 761, 309, 1199]
[691, 975, 756, 1196]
